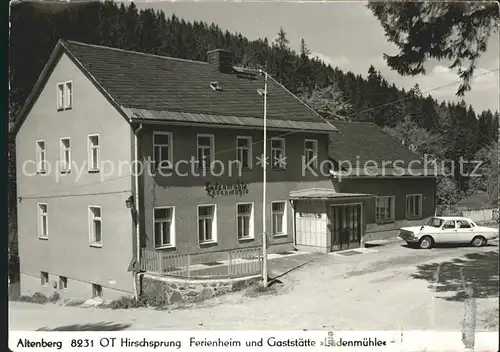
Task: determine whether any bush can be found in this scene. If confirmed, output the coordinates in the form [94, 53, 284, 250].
[13, 292, 61, 304]
[140, 295, 169, 308]
[484, 307, 499, 331]
[18, 295, 34, 302]
[8, 236, 20, 284]
[49, 292, 60, 303]
[31, 292, 49, 304]
[103, 294, 173, 309]
[15, 292, 49, 304]
[103, 295, 147, 309]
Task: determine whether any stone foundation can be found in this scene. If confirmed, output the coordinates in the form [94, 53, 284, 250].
[139, 273, 260, 305]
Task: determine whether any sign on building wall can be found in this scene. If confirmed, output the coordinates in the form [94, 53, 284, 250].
[206, 181, 249, 197]
[299, 213, 322, 219]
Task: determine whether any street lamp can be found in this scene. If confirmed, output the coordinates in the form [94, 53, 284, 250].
[125, 195, 134, 209]
[258, 68, 269, 288]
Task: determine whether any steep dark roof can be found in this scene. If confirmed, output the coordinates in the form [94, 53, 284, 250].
[63, 40, 327, 123]
[11, 40, 336, 135]
[328, 121, 421, 165]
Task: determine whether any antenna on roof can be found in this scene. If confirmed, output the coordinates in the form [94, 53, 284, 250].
[210, 81, 223, 91]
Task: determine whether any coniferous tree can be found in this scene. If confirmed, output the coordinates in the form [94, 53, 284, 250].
[137, 9, 160, 53]
[477, 110, 497, 149]
[8, 1, 499, 201]
[365, 65, 386, 125]
[367, 1, 499, 96]
[123, 2, 139, 51]
[294, 38, 314, 95]
[269, 27, 296, 91]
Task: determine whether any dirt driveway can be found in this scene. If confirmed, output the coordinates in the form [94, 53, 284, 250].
[9, 241, 499, 331]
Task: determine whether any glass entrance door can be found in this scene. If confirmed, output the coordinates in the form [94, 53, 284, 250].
[329, 204, 362, 251]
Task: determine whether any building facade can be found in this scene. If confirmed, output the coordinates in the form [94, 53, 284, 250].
[290, 121, 437, 253]
[12, 40, 436, 300]
[138, 124, 332, 255]
[14, 50, 136, 300]
[12, 40, 336, 300]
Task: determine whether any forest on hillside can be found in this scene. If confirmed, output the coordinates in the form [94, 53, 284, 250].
[9, 1, 499, 217]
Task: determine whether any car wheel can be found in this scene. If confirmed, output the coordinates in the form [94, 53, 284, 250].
[471, 236, 486, 247]
[419, 236, 433, 249]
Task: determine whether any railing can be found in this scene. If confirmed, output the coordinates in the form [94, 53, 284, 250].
[140, 247, 262, 279]
[462, 208, 497, 223]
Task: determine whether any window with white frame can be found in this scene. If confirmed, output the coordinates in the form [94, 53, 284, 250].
[154, 207, 175, 248]
[38, 203, 48, 239]
[271, 138, 286, 169]
[197, 134, 214, 169]
[153, 132, 173, 169]
[406, 194, 423, 219]
[59, 276, 68, 290]
[304, 139, 318, 169]
[57, 81, 73, 110]
[59, 138, 71, 172]
[88, 135, 100, 172]
[89, 206, 102, 246]
[237, 203, 254, 239]
[198, 205, 216, 243]
[65, 81, 73, 109]
[376, 196, 395, 222]
[236, 136, 252, 169]
[36, 140, 46, 174]
[57, 83, 64, 110]
[41, 271, 49, 286]
[271, 201, 287, 236]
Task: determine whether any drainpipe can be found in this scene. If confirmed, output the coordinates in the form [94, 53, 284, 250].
[291, 200, 298, 251]
[132, 123, 143, 300]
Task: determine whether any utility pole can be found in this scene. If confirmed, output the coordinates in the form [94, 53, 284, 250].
[261, 69, 268, 288]
[497, 125, 499, 230]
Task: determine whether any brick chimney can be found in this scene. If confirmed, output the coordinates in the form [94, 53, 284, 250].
[207, 49, 233, 74]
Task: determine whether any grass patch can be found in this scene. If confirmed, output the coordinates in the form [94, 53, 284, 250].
[243, 279, 284, 298]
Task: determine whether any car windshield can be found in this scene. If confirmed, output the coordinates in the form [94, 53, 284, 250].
[426, 217, 444, 228]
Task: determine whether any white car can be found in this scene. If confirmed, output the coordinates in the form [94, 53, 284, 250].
[399, 216, 499, 249]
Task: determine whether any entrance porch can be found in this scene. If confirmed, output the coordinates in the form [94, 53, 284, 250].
[289, 189, 375, 253]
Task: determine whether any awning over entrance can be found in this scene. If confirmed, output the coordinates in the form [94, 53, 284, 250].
[289, 188, 374, 200]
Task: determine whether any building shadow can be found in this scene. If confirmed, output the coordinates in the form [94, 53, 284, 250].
[411, 251, 499, 301]
[36, 322, 131, 331]
[401, 242, 498, 250]
[363, 243, 383, 248]
[400, 244, 420, 250]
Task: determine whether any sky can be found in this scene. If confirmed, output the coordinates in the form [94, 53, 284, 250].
[136, 1, 500, 114]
